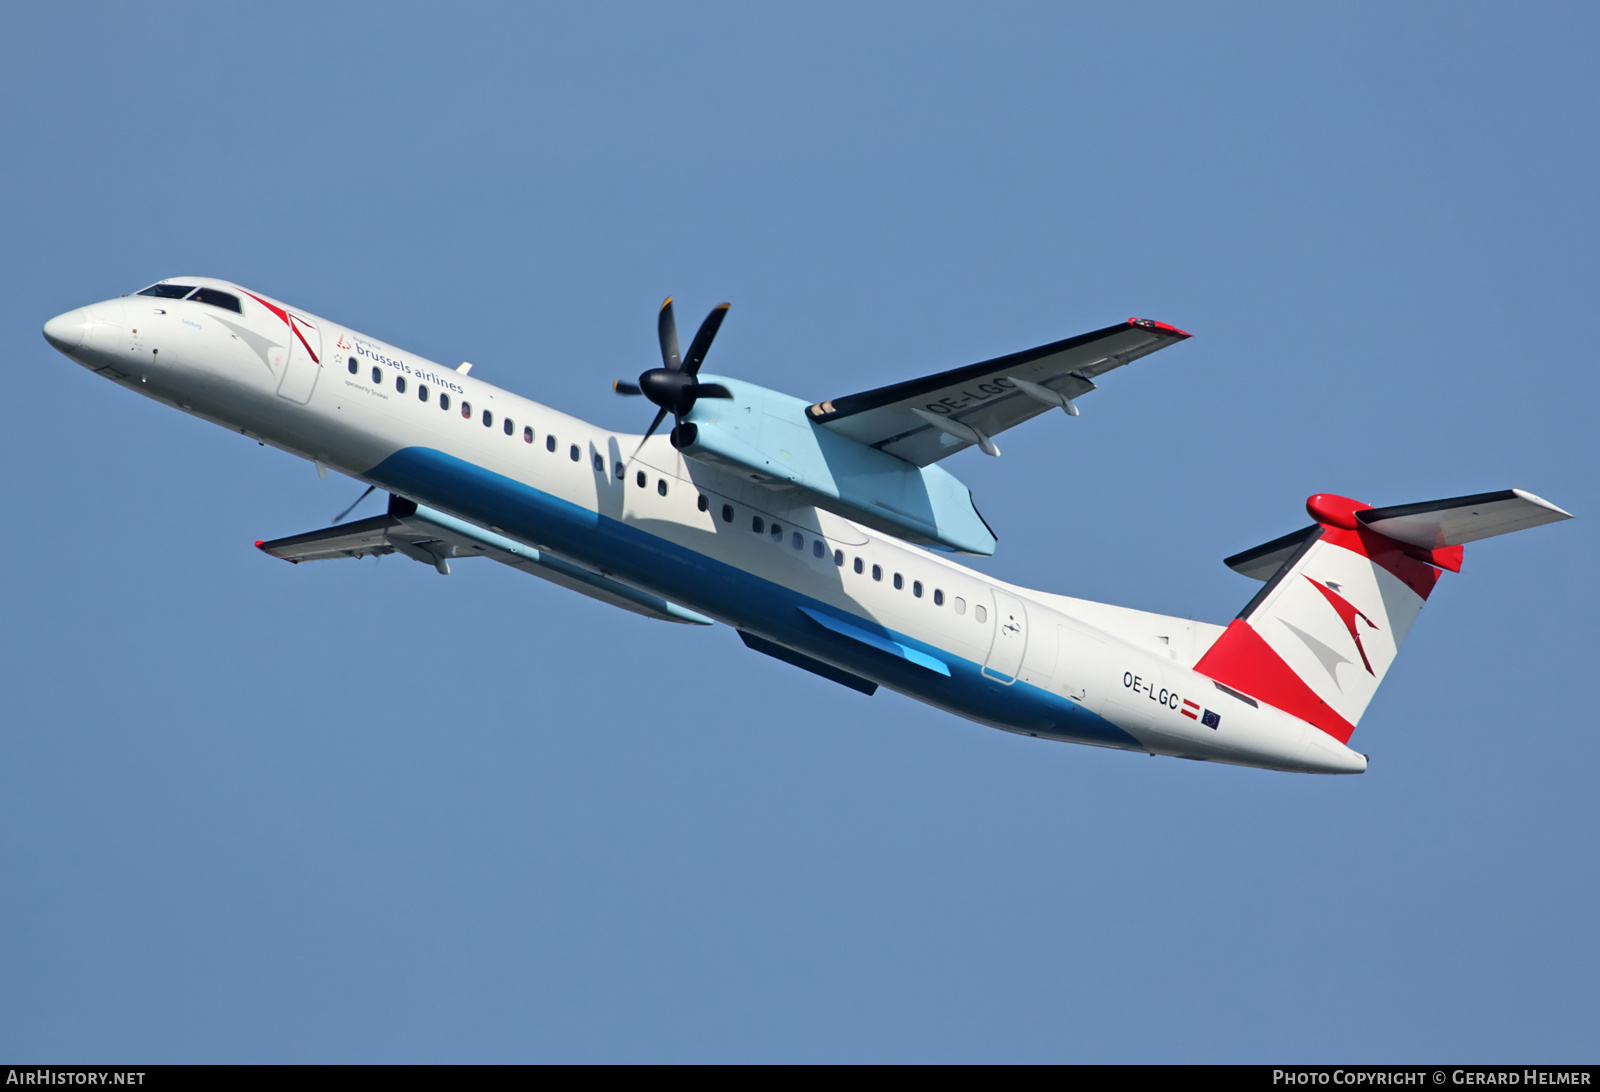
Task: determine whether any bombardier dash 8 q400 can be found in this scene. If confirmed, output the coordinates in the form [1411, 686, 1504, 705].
[43, 278, 1572, 774]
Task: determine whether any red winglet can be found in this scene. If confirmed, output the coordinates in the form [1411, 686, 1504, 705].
[1127, 317, 1192, 338]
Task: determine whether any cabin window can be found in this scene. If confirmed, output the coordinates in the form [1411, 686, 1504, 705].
[722, 504, 734, 523]
[546, 434, 556, 452]
[615, 462, 626, 479]
[789, 531, 801, 550]
[440, 393, 451, 411]
[137, 283, 196, 299]
[812, 540, 825, 559]
[396, 376, 407, 394]
[482, 409, 493, 427]
[853, 557, 863, 574]
[462, 401, 472, 419]
[953, 596, 966, 615]
[418, 385, 429, 403]
[698, 494, 709, 512]
[933, 589, 944, 606]
[893, 573, 903, 590]
[752, 516, 764, 534]
[372, 366, 383, 384]
[913, 580, 923, 598]
[524, 426, 534, 443]
[570, 445, 580, 462]
[656, 477, 667, 495]
[834, 549, 844, 567]
[347, 357, 358, 375]
[188, 287, 242, 313]
[770, 523, 783, 542]
[595, 453, 606, 473]
[975, 604, 988, 623]
[872, 564, 882, 582]
[637, 470, 647, 488]
[504, 418, 515, 436]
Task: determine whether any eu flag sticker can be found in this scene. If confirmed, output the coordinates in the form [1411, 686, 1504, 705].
[1201, 710, 1221, 730]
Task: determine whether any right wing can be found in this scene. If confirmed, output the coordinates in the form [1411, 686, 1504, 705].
[257, 500, 712, 625]
[806, 318, 1191, 465]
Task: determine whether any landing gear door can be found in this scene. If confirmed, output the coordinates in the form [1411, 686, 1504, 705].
[276, 312, 322, 404]
[982, 589, 1028, 684]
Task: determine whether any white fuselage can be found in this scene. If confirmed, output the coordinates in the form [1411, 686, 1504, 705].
[44, 279, 1367, 774]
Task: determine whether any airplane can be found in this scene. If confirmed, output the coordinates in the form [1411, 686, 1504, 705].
[41, 278, 1573, 774]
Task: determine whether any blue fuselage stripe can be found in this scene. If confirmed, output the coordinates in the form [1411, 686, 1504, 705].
[370, 446, 1140, 749]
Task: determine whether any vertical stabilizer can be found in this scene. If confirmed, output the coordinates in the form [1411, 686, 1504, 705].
[1194, 490, 1569, 743]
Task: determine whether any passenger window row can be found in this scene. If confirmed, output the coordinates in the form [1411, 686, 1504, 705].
[347, 355, 606, 466]
[700, 492, 983, 621]
[340, 358, 985, 618]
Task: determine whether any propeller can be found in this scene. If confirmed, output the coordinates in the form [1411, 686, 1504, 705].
[614, 297, 733, 453]
[331, 484, 376, 524]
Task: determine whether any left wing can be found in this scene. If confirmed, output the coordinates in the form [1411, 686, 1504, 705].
[257, 499, 712, 625]
[806, 318, 1190, 465]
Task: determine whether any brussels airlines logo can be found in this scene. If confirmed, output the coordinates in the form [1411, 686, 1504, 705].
[242, 290, 320, 364]
[1305, 576, 1379, 675]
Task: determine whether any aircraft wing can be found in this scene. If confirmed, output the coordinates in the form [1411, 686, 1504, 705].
[257, 501, 713, 625]
[805, 318, 1191, 466]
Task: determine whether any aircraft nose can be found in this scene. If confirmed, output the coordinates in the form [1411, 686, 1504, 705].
[43, 308, 88, 352]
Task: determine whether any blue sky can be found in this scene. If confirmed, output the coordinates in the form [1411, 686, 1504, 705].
[2, 3, 1596, 1062]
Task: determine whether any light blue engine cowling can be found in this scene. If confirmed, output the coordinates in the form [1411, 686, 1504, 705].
[676, 376, 997, 555]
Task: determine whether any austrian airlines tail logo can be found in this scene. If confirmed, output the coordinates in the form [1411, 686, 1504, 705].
[1304, 576, 1380, 675]
[242, 289, 320, 364]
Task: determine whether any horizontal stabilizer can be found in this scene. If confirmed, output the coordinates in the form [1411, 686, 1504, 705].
[257, 497, 713, 625]
[1225, 525, 1318, 582]
[1225, 489, 1572, 581]
[1357, 489, 1572, 549]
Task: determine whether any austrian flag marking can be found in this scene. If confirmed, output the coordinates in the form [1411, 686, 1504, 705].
[1181, 699, 1200, 720]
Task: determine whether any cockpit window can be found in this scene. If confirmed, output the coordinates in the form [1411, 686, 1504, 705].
[137, 283, 196, 299]
[187, 287, 242, 313]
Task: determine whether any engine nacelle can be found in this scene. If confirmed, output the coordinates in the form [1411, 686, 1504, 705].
[676, 376, 997, 555]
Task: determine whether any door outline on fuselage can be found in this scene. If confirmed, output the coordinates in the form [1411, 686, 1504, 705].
[276, 313, 322, 404]
[982, 588, 1028, 684]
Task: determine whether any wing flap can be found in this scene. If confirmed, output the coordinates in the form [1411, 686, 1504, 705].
[254, 513, 411, 563]
[807, 318, 1190, 465]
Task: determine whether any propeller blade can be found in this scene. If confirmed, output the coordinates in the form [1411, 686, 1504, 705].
[657, 297, 682, 372]
[682, 303, 730, 377]
[631, 405, 671, 460]
[691, 382, 733, 400]
[613, 380, 643, 395]
[331, 484, 376, 524]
